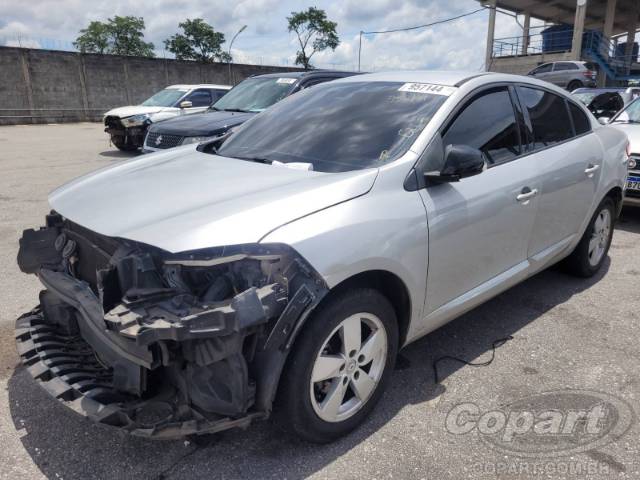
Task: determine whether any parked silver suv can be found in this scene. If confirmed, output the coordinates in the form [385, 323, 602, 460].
[15, 71, 628, 443]
[527, 61, 597, 90]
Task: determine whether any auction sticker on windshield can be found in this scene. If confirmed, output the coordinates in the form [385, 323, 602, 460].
[398, 83, 457, 96]
[276, 78, 297, 84]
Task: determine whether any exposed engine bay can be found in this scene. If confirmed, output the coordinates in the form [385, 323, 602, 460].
[16, 212, 327, 438]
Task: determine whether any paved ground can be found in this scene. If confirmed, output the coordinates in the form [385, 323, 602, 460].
[1, 123, 639, 480]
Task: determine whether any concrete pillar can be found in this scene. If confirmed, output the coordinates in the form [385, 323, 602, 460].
[485, 0, 497, 71]
[603, 0, 617, 40]
[624, 5, 639, 73]
[522, 12, 531, 55]
[598, 0, 617, 86]
[571, 0, 588, 60]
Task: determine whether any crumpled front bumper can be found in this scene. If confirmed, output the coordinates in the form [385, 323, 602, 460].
[15, 307, 264, 438]
[15, 216, 328, 439]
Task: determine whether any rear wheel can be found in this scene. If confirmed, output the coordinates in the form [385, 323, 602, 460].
[563, 197, 615, 277]
[567, 80, 583, 91]
[275, 288, 398, 443]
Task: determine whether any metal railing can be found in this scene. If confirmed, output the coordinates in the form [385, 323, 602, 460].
[493, 26, 639, 81]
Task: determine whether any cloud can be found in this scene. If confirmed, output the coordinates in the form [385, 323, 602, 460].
[0, 0, 527, 71]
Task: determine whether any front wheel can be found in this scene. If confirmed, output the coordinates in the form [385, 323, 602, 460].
[274, 288, 398, 443]
[563, 197, 615, 277]
[110, 134, 138, 152]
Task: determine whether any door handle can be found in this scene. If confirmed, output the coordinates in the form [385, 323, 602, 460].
[516, 187, 538, 203]
[584, 164, 600, 176]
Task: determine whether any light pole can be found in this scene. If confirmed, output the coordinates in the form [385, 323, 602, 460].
[228, 25, 247, 85]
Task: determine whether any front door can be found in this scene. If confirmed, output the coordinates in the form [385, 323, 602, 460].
[418, 86, 540, 315]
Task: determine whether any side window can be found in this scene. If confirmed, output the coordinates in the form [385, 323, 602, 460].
[554, 62, 579, 71]
[185, 89, 212, 107]
[210, 89, 228, 102]
[531, 63, 552, 75]
[442, 87, 521, 165]
[568, 102, 592, 135]
[517, 86, 574, 149]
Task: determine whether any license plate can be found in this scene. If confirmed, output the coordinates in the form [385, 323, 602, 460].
[627, 176, 640, 191]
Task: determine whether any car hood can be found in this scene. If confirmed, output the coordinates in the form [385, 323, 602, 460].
[148, 111, 255, 137]
[103, 105, 173, 119]
[49, 146, 378, 253]
[611, 123, 640, 154]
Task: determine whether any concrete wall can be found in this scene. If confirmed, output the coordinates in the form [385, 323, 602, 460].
[0, 46, 301, 125]
[489, 52, 574, 75]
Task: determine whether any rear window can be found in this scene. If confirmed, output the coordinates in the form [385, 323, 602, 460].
[568, 102, 592, 135]
[518, 87, 574, 149]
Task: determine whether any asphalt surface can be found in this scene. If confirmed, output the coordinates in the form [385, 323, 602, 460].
[0, 123, 639, 480]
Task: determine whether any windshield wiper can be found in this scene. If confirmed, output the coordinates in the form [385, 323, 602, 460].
[234, 156, 273, 164]
[223, 108, 251, 113]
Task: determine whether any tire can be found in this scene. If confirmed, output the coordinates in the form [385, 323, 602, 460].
[111, 135, 138, 152]
[563, 197, 615, 277]
[274, 288, 398, 443]
[567, 80, 583, 92]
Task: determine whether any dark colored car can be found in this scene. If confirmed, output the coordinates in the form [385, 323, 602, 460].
[143, 70, 358, 152]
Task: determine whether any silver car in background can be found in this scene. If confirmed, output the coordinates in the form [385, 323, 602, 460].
[527, 60, 598, 90]
[16, 71, 628, 443]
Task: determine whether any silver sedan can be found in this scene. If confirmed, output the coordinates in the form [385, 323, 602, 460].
[16, 71, 629, 443]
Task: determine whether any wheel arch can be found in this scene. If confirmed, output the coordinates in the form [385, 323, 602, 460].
[318, 269, 412, 348]
[604, 185, 623, 217]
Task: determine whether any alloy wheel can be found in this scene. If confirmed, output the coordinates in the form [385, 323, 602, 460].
[588, 208, 611, 267]
[309, 312, 388, 423]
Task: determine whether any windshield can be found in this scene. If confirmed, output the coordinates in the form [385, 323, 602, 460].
[215, 81, 449, 173]
[210, 77, 297, 113]
[612, 98, 640, 124]
[573, 92, 599, 105]
[141, 88, 188, 107]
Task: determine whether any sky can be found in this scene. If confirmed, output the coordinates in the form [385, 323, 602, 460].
[0, 0, 530, 72]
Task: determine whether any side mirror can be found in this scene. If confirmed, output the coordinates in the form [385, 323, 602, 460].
[179, 100, 193, 109]
[598, 117, 610, 125]
[425, 145, 485, 183]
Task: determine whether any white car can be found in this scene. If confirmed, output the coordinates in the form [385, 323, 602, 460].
[103, 84, 231, 151]
[607, 97, 640, 206]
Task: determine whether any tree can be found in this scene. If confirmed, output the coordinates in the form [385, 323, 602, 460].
[108, 16, 155, 57]
[74, 21, 110, 54]
[73, 16, 155, 57]
[164, 19, 231, 63]
[287, 7, 339, 70]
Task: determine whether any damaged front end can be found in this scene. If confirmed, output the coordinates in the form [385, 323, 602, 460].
[15, 212, 327, 438]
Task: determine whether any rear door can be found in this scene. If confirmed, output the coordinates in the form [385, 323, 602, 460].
[515, 85, 601, 258]
[419, 85, 541, 313]
[529, 63, 553, 83]
[549, 62, 579, 87]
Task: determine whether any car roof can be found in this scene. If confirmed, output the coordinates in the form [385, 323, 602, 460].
[166, 84, 232, 90]
[252, 70, 360, 80]
[333, 70, 490, 86]
[573, 88, 625, 93]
